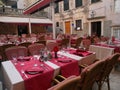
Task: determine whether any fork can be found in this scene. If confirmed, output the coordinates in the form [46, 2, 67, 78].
[21, 70, 28, 78]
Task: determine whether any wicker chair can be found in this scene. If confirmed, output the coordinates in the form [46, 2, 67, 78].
[46, 42, 59, 51]
[96, 53, 120, 90]
[48, 76, 80, 90]
[18, 42, 32, 48]
[28, 43, 45, 55]
[5, 46, 28, 60]
[71, 37, 83, 48]
[0, 44, 15, 60]
[60, 38, 69, 48]
[49, 58, 106, 90]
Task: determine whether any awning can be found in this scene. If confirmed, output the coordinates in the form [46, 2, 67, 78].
[0, 16, 53, 25]
[23, 0, 61, 14]
[24, 0, 51, 14]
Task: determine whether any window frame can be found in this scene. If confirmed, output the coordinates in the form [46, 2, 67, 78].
[91, 0, 101, 4]
[75, 0, 83, 8]
[114, 0, 120, 13]
[63, 0, 69, 11]
[75, 19, 82, 31]
[113, 27, 120, 39]
[55, 2, 59, 13]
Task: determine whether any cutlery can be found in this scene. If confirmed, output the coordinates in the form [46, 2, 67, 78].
[40, 64, 48, 70]
[21, 70, 28, 78]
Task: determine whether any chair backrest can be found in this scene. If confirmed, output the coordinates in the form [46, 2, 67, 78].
[48, 59, 106, 90]
[28, 43, 45, 55]
[18, 42, 32, 48]
[48, 76, 80, 90]
[35, 40, 46, 45]
[5, 46, 28, 60]
[75, 37, 83, 48]
[80, 59, 106, 90]
[61, 38, 69, 48]
[82, 39, 91, 50]
[46, 42, 58, 51]
[1, 44, 15, 60]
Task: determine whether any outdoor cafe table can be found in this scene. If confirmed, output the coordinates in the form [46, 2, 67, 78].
[2, 48, 96, 90]
[89, 44, 114, 60]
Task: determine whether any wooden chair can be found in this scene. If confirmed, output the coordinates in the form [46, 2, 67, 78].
[71, 37, 83, 48]
[48, 76, 80, 90]
[28, 43, 45, 55]
[35, 40, 46, 45]
[18, 42, 32, 48]
[49, 57, 106, 90]
[96, 53, 120, 90]
[60, 38, 69, 48]
[5, 46, 28, 60]
[0, 44, 15, 60]
[46, 42, 59, 51]
[82, 39, 91, 50]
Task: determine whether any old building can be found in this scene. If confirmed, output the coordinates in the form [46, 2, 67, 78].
[24, 0, 120, 39]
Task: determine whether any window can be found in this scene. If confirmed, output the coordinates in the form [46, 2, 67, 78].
[91, 0, 101, 3]
[115, 0, 120, 13]
[55, 3, 59, 13]
[75, 0, 82, 8]
[56, 22, 59, 27]
[113, 27, 120, 39]
[75, 19, 82, 30]
[64, 0, 69, 11]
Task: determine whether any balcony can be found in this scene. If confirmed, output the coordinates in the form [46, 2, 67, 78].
[0, 6, 48, 18]
[2, 0, 17, 6]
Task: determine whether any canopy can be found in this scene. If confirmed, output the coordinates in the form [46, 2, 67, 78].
[23, 0, 61, 14]
[0, 16, 53, 25]
[24, 0, 51, 14]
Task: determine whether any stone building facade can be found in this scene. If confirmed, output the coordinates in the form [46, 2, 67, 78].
[24, 0, 120, 38]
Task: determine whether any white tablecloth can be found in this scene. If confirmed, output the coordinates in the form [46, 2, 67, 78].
[89, 45, 114, 60]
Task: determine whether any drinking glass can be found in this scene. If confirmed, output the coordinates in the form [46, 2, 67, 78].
[12, 56, 17, 65]
[33, 55, 38, 67]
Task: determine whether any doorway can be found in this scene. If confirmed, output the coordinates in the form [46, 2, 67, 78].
[18, 25, 28, 36]
[65, 21, 71, 34]
[91, 21, 101, 37]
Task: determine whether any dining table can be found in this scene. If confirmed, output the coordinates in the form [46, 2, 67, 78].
[89, 44, 115, 60]
[1, 48, 96, 90]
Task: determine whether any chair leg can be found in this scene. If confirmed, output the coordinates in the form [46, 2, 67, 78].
[99, 83, 102, 90]
[106, 76, 110, 90]
[97, 81, 102, 90]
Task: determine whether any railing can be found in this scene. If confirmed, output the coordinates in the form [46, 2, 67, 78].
[0, 7, 49, 18]
[0, 7, 23, 15]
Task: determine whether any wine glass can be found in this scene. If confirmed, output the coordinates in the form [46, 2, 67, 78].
[12, 56, 17, 65]
[19, 56, 25, 66]
[33, 55, 38, 67]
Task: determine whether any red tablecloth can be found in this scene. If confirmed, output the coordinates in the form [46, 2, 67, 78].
[66, 48, 92, 57]
[50, 57, 80, 78]
[11, 57, 54, 90]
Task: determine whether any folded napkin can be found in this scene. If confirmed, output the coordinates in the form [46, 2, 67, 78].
[25, 67, 44, 75]
[17, 57, 30, 61]
[74, 52, 92, 57]
[58, 59, 72, 63]
[76, 49, 86, 52]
